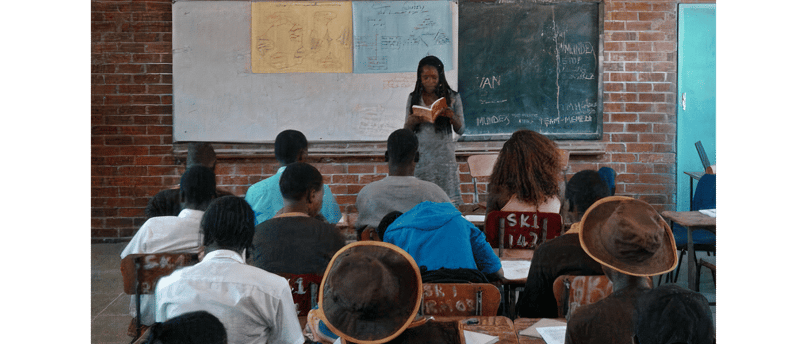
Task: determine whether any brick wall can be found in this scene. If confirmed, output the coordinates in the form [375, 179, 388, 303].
[91, 0, 714, 242]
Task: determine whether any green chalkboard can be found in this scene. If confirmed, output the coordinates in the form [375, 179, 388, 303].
[458, 1, 603, 140]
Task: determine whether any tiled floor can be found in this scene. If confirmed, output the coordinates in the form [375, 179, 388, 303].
[90, 242, 716, 343]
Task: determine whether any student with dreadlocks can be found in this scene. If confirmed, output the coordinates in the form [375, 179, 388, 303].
[486, 130, 563, 214]
[404, 55, 465, 205]
[155, 196, 304, 344]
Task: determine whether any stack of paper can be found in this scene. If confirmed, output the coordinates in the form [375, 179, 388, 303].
[500, 260, 531, 281]
[463, 330, 498, 344]
[699, 209, 716, 217]
[537, 326, 567, 344]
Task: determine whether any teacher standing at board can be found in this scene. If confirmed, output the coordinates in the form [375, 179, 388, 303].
[404, 56, 464, 205]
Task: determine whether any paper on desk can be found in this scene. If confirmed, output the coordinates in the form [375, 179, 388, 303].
[464, 215, 486, 223]
[537, 326, 567, 344]
[699, 209, 716, 218]
[518, 318, 566, 338]
[500, 260, 531, 280]
[463, 330, 498, 344]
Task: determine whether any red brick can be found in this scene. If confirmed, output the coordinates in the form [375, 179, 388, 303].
[604, 103, 625, 113]
[611, 153, 636, 163]
[611, 11, 638, 21]
[626, 21, 652, 31]
[626, 123, 651, 133]
[332, 175, 359, 184]
[639, 12, 666, 22]
[132, 95, 161, 104]
[604, 83, 623, 92]
[638, 73, 665, 82]
[626, 42, 653, 52]
[161, 74, 173, 84]
[626, 143, 654, 153]
[638, 153, 675, 164]
[626, 163, 653, 174]
[609, 32, 637, 41]
[348, 165, 375, 174]
[103, 74, 133, 84]
[609, 73, 636, 82]
[603, 62, 624, 72]
[639, 113, 666, 123]
[348, 184, 365, 194]
[626, 62, 652, 72]
[145, 43, 172, 53]
[610, 113, 637, 123]
[604, 42, 624, 52]
[147, 85, 172, 94]
[132, 53, 161, 63]
[119, 84, 146, 94]
[335, 195, 356, 205]
[639, 93, 666, 103]
[652, 61, 675, 72]
[607, 93, 637, 102]
[604, 21, 625, 31]
[117, 63, 145, 73]
[146, 64, 172, 74]
[653, 83, 673, 92]
[92, 64, 116, 74]
[612, 133, 638, 143]
[608, 52, 637, 62]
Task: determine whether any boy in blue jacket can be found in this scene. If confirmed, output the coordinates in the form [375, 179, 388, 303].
[384, 201, 504, 281]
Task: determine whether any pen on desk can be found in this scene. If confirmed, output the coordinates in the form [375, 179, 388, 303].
[463, 318, 479, 325]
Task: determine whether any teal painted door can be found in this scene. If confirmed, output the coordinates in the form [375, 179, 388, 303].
[676, 4, 715, 211]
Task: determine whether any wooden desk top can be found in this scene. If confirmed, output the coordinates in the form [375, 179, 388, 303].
[514, 318, 567, 344]
[660, 211, 716, 232]
[432, 316, 519, 344]
[494, 248, 534, 260]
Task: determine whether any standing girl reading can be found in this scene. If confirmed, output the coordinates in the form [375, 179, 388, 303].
[404, 55, 464, 204]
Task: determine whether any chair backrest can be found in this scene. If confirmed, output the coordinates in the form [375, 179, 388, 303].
[552, 275, 613, 320]
[557, 149, 570, 170]
[483, 211, 562, 253]
[421, 283, 501, 316]
[276, 273, 323, 316]
[121, 253, 199, 296]
[695, 141, 711, 170]
[691, 173, 716, 211]
[467, 154, 499, 179]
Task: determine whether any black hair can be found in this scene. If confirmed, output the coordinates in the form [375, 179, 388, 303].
[146, 311, 227, 344]
[279, 162, 323, 201]
[201, 196, 255, 252]
[376, 211, 403, 241]
[274, 129, 308, 165]
[180, 165, 217, 209]
[187, 142, 216, 169]
[386, 129, 419, 165]
[409, 55, 454, 134]
[565, 170, 611, 214]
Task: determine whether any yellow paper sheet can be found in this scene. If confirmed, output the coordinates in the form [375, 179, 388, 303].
[252, 1, 352, 73]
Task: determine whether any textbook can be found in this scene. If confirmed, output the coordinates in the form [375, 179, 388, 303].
[411, 97, 447, 123]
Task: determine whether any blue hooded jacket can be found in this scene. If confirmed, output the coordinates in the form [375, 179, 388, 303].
[383, 201, 502, 274]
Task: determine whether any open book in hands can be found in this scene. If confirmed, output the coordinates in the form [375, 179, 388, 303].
[411, 97, 448, 123]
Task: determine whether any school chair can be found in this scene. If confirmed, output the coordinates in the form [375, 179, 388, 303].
[121, 252, 200, 341]
[466, 154, 498, 204]
[552, 275, 653, 320]
[421, 283, 501, 316]
[276, 273, 323, 329]
[483, 211, 563, 257]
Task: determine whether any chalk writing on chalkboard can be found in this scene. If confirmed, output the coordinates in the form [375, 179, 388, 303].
[252, 1, 353, 73]
[352, 1, 453, 73]
[459, 2, 602, 140]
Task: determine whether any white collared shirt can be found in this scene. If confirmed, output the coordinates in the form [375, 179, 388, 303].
[120, 209, 204, 259]
[120, 208, 205, 325]
[155, 250, 304, 344]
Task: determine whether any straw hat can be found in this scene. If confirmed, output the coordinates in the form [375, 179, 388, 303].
[579, 196, 678, 277]
[315, 241, 423, 344]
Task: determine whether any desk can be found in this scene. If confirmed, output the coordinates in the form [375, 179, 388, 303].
[660, 211, 716, 292]
[514, 318, 567, 344]
[684, 171, 705, 203]
[432, 316, 519, 344]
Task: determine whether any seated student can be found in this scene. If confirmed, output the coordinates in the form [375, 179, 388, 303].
[121, 165, 217, 326]
[564, 196, 715, 344]
[155, 196, 304, 344]
[249, 162, 345, 275]
[355, 129, 451, 240]
[517, 170, 609, 318]
[486, 130, 563, 214]
[245, 129, 341, 225]
[145, 142, 232, 218]
[372, 211, 402, 242]
[384, 201, 504, 282]
[137, 311, 227, 344]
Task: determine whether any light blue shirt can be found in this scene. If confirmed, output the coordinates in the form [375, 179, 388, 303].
[245, 166, 342, 225]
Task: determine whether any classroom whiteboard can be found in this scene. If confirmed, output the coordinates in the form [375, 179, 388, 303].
[173, 1, 458, 143]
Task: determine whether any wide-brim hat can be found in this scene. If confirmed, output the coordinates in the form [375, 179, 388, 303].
[315, 241, 422, 344]
[579, 196, 678, 277]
